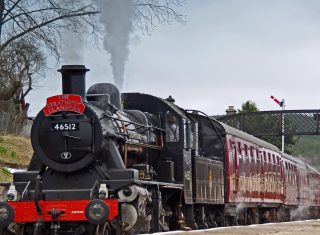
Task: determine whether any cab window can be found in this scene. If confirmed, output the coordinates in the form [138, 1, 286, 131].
[166, 112, 180, 142]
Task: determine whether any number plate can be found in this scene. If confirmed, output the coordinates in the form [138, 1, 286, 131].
[51, 122, 79, 131]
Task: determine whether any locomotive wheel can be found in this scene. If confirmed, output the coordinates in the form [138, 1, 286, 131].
[95, 222, 111, 235]
[15, 224, 25, 235]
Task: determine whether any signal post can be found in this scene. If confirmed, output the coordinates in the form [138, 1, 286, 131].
[271, 95, 285, 152]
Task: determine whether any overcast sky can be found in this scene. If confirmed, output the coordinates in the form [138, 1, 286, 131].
[26, 0, 320, 116]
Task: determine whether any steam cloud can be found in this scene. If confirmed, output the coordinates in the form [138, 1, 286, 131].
[93, 0, 134, 90]
[61, 31, 84, 64]
[59, 0, 84, 64]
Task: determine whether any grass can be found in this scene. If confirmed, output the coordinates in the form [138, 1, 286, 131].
[0, 146, 7, 154]
[0, 135, 33, 182]
[0, 168, 12, 182]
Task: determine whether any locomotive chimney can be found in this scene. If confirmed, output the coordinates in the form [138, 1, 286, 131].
[226, 106, 237, 115]
[58, 65, 90, 101]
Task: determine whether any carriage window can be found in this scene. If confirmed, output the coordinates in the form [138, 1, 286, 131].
[230, 151, 234, 174]
[256, 156, 261, 175]
[272, 164, 275, 181]
[244, 144, 248, 156]
[245, 157, 250, 177]
[166, 112, 180, 142]
[229, 140, 233, 148]
[251, 156, 255, 176]
[264, 159, 268, 176]
[239, 156, 244, 176]
[250, 146, 254, 158]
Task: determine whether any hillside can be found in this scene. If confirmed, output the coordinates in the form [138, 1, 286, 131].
[0, 135, 33, 182]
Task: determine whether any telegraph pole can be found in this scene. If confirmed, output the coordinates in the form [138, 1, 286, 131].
[271, 96, 285, 152]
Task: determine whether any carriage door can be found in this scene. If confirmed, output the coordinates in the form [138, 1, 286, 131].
[234, 141, 240, 199]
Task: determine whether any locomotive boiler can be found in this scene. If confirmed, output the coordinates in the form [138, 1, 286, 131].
[1, 65, 320, 235]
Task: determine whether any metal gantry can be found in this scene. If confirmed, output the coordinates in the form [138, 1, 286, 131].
[216, 110, 320, 137]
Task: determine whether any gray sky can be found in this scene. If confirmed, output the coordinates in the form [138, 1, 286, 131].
[27, 0, 320, 116]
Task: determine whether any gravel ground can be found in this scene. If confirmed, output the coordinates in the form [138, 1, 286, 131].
[149, 220, 320, 235]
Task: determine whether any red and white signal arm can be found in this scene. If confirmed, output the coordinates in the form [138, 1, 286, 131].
[43, 94, 85, 116]
[270, 95, 284, 107]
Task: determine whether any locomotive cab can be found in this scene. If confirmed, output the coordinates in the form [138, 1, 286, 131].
[122, 93, 194, 202]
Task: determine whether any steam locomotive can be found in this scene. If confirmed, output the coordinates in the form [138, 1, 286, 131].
[1, 65, 320, 235]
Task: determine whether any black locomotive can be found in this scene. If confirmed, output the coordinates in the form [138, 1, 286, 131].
[1, 65, 319, 235]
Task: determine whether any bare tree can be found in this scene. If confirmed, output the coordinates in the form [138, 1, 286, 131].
[134, 0, 186, 33]
[0, 0, 100, 116]
[0, 0, 186, 52]
[0, 1, 4, 32]
[0, 38, 46, 114]
[0, 0, 99, 55]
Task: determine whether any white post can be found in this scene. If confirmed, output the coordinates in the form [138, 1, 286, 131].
[281, 100, 285, 153]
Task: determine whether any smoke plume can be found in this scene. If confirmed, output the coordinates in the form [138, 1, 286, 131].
[93, 0, 134, 90]
[61, 31, 84, 64]
[58, 0, 85, 64]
